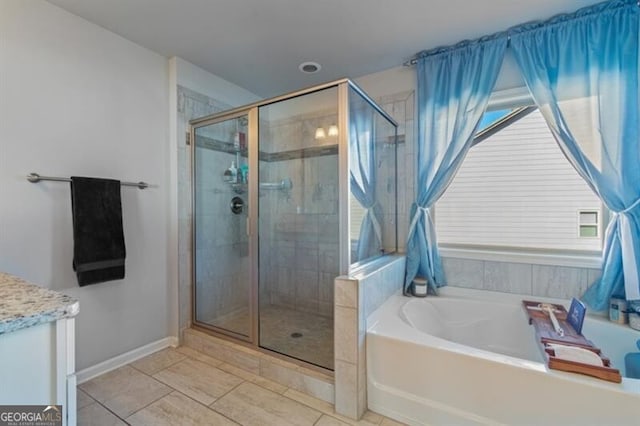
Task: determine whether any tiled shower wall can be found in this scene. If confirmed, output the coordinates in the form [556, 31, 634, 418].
[259, 111, 340, 318]
[177, 86, 234, 335]
[193, 145, 249, 322]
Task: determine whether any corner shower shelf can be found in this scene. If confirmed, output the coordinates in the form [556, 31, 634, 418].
[224, 178, 293, 194]
[522, 300, 622, 383]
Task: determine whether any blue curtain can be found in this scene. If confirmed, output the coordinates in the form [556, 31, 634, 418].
[510, 0, 640, 309]
[404, 36, 507, 294]
[349, 90, 383, 262]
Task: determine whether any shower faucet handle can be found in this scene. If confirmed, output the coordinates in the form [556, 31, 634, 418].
[230, 196, 244, 214]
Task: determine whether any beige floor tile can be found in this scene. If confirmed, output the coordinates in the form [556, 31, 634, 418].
[77, 402, 126, 426]
[315, 415, 351, 426]
[216, 362, 288, 394]
[127, 391, 237, 426]
[362, 411, 384, 424]
[153, 358, 243, 405]
[283, 389, 379, 426]
[79, 365, 172, 418]
[211, 382, 322, 426]
[76, 388, 95, 410]
[176, 345, 224, 367]
[130, 348, 186, 375]
[283, 388, 334, 412]
[380, 418, 407, 426]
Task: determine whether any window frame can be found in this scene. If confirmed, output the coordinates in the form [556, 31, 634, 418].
[435, 86, 606, 269]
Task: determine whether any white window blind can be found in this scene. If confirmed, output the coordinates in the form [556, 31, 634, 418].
[436, 108, 602, 252]
[350, 192, 366, 241]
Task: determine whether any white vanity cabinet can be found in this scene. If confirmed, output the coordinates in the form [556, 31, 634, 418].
[0, 273, 79, 426]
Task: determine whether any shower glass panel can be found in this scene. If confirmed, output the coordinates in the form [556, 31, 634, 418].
[193, 113, 251, 339]
[348, 87, 398, 266]
[258, 87, 339, 369]
[190, 79, 398, 371]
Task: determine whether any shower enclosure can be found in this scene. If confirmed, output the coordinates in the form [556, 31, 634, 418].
[190, 79, 397, 370]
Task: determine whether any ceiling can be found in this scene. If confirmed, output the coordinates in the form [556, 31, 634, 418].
[47, 0, 599, 98]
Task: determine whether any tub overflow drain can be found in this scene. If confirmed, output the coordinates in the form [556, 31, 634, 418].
[290, 332, 303, 338]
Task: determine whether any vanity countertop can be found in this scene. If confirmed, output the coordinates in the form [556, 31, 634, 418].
[0, 272, 79, 335]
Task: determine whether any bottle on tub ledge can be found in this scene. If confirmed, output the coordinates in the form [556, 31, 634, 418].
[412, 276, 428, 297]
[609, 295, 628, 325]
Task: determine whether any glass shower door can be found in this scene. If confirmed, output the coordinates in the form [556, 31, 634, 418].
[257, 87, 339, 369]
[193, 113, 252, 339]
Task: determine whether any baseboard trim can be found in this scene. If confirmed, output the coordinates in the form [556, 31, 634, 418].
[76, 336, 178, 384]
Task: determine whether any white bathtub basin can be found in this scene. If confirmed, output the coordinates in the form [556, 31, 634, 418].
[367, 287, 640, 425]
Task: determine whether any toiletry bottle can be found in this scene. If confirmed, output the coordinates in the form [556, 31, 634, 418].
[239, 164, 249, 184]
[229, 161, 237, 183]
[233, 132, 241, 151]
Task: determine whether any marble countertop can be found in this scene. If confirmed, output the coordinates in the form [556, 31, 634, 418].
[0, 272, 79, 335]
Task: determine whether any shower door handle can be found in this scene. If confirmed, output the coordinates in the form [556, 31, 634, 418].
[246, 217, 251, 236]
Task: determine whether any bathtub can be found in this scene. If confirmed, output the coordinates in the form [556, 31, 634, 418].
[367, 287, 640, 426]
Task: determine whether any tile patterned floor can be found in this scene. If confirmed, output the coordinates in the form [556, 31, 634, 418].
[78, 346, 405, 426]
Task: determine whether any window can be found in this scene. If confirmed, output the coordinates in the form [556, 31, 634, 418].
[579, 211, 599, 238]
[436, 102, 603, 254]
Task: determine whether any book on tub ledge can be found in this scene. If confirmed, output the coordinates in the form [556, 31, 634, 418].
[522, 299, 622, 383]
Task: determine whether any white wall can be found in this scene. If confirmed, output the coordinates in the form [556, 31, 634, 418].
[0, 0, 172, 370]
[173, 57, 260, 107]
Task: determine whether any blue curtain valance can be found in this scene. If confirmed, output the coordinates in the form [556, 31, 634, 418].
[410, 0, 638, 63]
[414, 32, 508, 61]
[508, 0, 637, 36]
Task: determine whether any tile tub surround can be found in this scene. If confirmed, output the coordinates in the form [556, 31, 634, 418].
[183, 328, 335, 404]
[0, 272, 79, 334]
[441, 256, 601, 301]
[80, 345, 405, 426]
[334, 255, 406, 420]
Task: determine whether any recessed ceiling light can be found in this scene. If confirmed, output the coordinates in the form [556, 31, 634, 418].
[299, 61, 321, 74]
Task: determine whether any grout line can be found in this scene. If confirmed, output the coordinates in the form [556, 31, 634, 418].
[206, 380, 249, 425]
[167, 389, 243, 426]
[85, 399, 132, 425]
[117, 364, 178, 420]
[121, 385, 172, 421]
[217, 362, 290, 394]
[280, 390, 332, 418]
[128, 357, 185, 376]
[208, 379, 245, 408]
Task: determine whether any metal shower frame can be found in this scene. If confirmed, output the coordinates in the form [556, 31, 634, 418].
[189, 78, 398, 366]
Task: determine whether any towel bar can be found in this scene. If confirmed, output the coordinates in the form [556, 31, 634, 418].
[27, 173, 149, 189]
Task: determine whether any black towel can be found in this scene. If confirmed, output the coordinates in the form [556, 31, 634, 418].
[70, 177, 126, 286]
